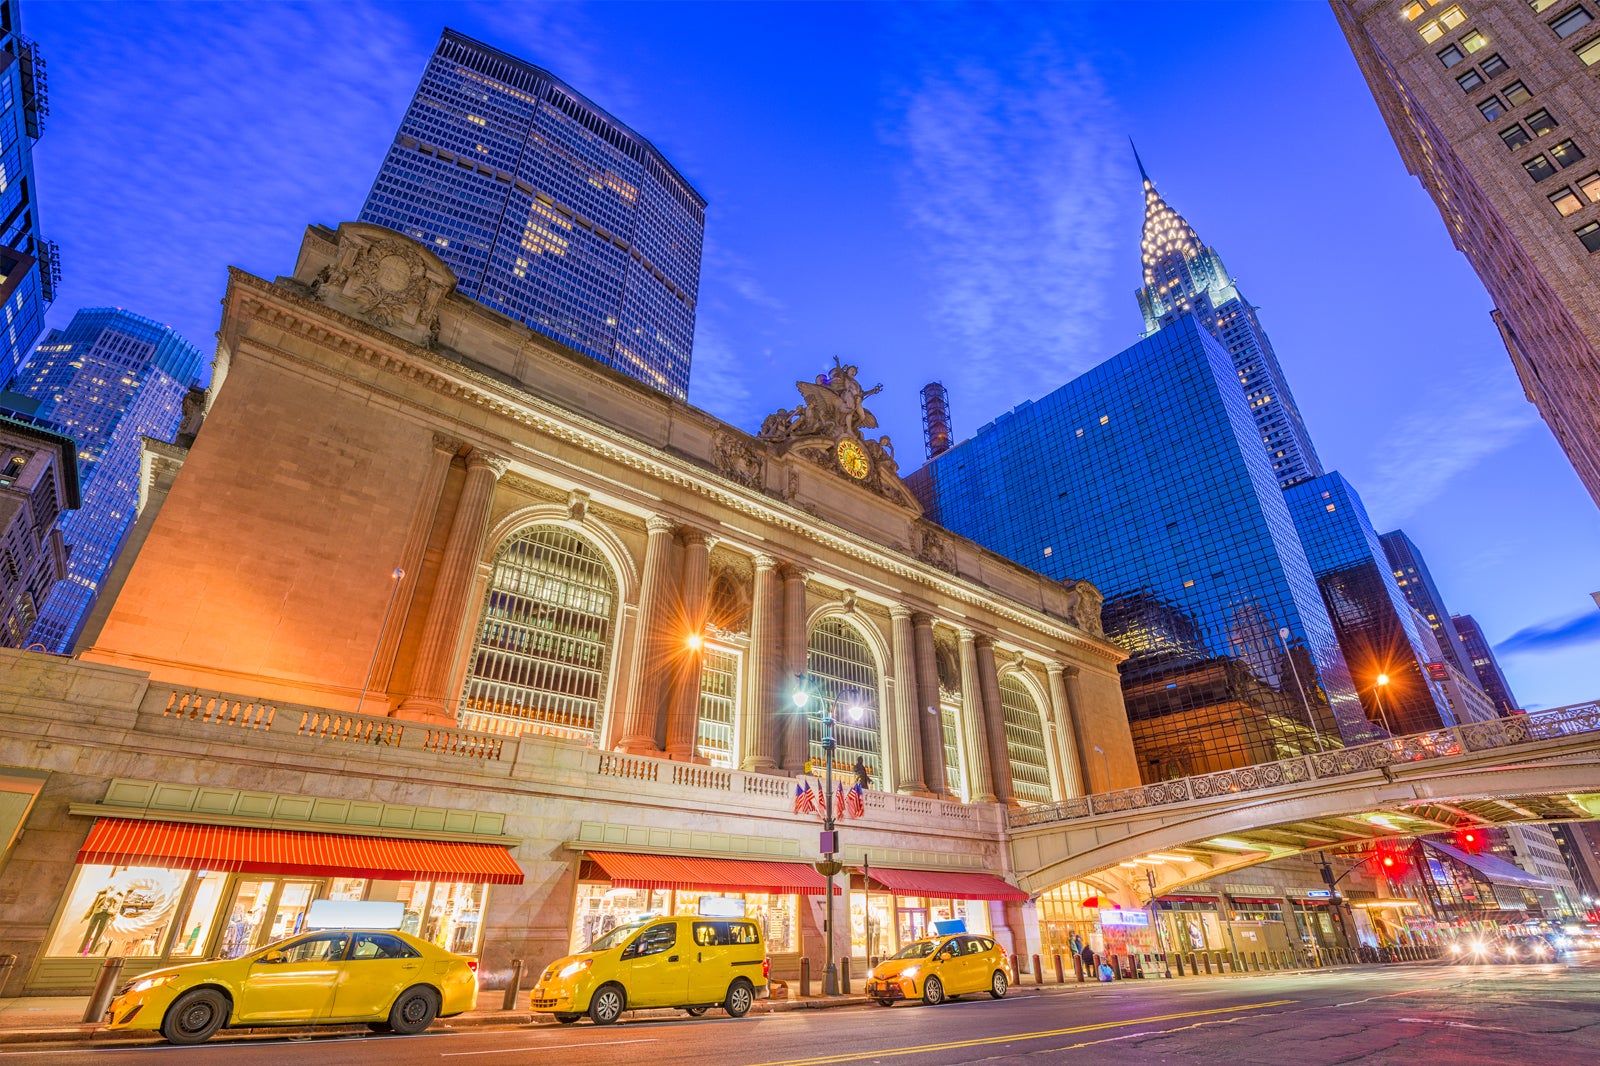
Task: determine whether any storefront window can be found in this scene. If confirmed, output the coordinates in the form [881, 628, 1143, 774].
[47, 865, 187, 959]
[1037, 881, 1103, 956]
[850, 892, 895, 959]
[1157, 900, 1225, 952]
[328, 877, 368, 901]
[569, 883, 798, 956]
[219, 879, 273, 957]
[425, 881, 487, 955]
[170, 872, 229, 958]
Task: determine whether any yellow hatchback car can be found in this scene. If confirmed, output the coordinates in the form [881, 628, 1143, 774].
[531, 915, 769, 1025]
[866, 933, 1010, 1006]
[104, 928, 478, 1045]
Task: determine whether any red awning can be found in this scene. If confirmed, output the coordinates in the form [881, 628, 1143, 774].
[1159, 895, 1220, 905]
[862, 867, 1029, 902]
[77, 818, 524, 885]
[1230, 897, 1285, 906]
[584, 852, 834, 896]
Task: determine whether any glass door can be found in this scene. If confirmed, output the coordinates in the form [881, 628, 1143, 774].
[264, 881, 319, 944]
[218, 879, 275, 958]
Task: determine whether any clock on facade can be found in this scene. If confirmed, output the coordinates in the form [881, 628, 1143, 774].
[836, 438, 871, 480]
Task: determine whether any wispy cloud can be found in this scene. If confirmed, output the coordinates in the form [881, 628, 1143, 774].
[887, 26, 1127, 418]
[1496, 610, 1600, 656]
[1358, 367, 1539, 522]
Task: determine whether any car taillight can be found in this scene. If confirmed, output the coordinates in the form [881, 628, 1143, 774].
[467, 960, 479, 973]
[762, 957, 771, 979]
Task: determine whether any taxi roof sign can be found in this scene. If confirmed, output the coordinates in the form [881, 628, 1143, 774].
[931, 918, 967, 936]
[305, 899, 405, 931]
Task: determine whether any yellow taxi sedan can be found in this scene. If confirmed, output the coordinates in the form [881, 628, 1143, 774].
[104, 928, 478, 1045]
[866, 933, 1010, 1006]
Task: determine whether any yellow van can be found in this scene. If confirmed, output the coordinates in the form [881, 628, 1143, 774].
[531, 916, 769, 1025]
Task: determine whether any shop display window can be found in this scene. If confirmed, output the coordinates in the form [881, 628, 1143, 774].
[569, 883, 798, 956]
[169, 872, 228, 958]
[426, 881, 487, 955]
[47, 865, 187, 959]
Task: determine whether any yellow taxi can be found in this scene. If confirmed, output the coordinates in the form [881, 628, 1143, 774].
[531, 915, 769, 1025]
[103, 928, 478, 1045]
[866, 932, 1010, 1006]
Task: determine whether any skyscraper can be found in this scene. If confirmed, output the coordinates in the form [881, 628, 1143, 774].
[359, 29, 706, 400]
[1378, 529, 1477, 678]
[2, 309, 202, 652]
[908, 316, 1367, 782]
[1285, 473, 1455, 733]
[1334, 1, 1600, 509]
[1451, 612, 1520, 713]
[1133, 151, 1324, 489]
[0, 0, 57, 382]
[0, 408, 77, 645]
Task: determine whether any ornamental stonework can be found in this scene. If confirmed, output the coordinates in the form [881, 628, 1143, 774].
[313, 221, 455, 346]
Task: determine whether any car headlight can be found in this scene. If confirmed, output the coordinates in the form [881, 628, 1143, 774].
[558, 959, 592, 979]
[121, 974, 179, 996]
[902, 967, 920, 979]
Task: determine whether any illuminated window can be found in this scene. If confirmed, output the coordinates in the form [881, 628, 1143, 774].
[1551, 139, 1586, 167]
[1403, 0, 1425, 18]
[999, 676, 1052, 805]
[1325, 503, 1337, 513]
[1578, 35, 1600, 64]
[1463, 30, 1487, 53]
[1578, 172, 1600, 202]
[1577, 221, 1600, 252]
[1527, 108, 1559, 136]
[1501, 124, 1533, 150]
[805, 618, 882, 775]
[1550, 6, 1594, 38]
[1439, 6, 1466, 29]
[1525, 154, 1559, 182]
[1504, 81, 1533, 106]
[1457, 69, 1484, 91]
[1478, 96, 1506, 121]
[1530, 0, 1561, 11]
[1436, 41, 1463, 63]
[1480, 53, 1509, 77]
[1099, 415, 1110, 426]
[1550, 187, 1585, 216]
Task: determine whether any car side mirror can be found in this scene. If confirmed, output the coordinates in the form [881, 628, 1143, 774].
[257, 949, 288, 965]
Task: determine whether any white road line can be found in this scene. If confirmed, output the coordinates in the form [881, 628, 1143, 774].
[440, 1037, 657, 1057]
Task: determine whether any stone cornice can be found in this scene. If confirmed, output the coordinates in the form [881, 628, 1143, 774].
[223, 270, 1124, 666]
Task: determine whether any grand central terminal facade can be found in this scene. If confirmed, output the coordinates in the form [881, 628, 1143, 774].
[0, 222, 1139, 995]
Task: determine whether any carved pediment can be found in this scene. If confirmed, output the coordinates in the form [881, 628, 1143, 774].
[712, 429, 765, 489]
[312, 222, 456, 346]
[1061, 579, 1106, 638]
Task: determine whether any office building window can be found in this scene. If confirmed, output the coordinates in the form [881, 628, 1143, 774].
[1403, 1, 1425, 18]
[1439, 6, 1466, 29]
[1525, 154, 1559, 182]
[1530, 0, 1561, 11]
[1550, 6, 1594, 38]
[1576, 221, 1600, 252]
[1478, 96, 1506, 121]
[1549, 187, 1585, 216]
[1527, 109, 1560, 136]
[1436, 41, 1463, 62]
[1457, 69, 1485, 91]
[1577, 172, 1600, 202]
[1480, 53, 1509, 77]
[1577, 35, 1600, 63]
[1501, 124, 1533, 150]
[1504, 81, 1533, 106]
[1551, 139, 1586, 167]
[1461, 29, 1487, 52]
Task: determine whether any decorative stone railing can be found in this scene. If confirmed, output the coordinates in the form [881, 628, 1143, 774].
[1008, 702, 1600, 830]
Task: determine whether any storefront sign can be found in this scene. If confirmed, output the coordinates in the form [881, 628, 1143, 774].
[1305, 890, 1333, 899]
[1099, 910, 1150, 927]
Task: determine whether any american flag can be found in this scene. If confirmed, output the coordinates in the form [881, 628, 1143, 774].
[835, 783, 848, 819]
[844, 783, 866, 820]
[794, 782, 819, 816]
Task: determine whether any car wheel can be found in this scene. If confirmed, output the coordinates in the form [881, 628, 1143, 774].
[553, 1013, 582, 1025]
[724, 979, 754, 1018]
[922, 976, 945, 1006]
[684, 1006, 708, 1017]
[589, 984, 626, 1026]
[160, 988, 229, 1045]
[876, 998, 894, 1007]
[387, 986, 439, 1036]
[990, 971, 1008, 999]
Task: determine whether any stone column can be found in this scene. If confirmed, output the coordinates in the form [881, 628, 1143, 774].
[780, 565, 811, 773]
[975, 637, 1015, 806]
[1047, 662, 1087, 797]
[890, 607, 928, 795]
[912, 614, 948, 797]
[957, 628, 997, 803]
[664, 528, 713, 760]
[740, 555, 781, 772]
[373, 433, 460, 700]
[394, 448, 507, 725]
[618, 516, 678, 754]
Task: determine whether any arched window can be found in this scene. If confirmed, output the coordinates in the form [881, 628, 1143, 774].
[999, 675, 1052, 804]
[706, 572, 751, 635]
[805, 618, 882, 780]
[459, 526, 617, 738]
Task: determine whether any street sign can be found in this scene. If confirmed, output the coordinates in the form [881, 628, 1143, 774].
[819, 830, 839, 855]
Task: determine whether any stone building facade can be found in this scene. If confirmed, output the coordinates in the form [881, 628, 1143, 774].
[0, 221, 1134, 995]
[0, 411, 77, 647]
[1334, 0, 1600, 508]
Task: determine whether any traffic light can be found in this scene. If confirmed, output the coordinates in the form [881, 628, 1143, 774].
[1456, 828, 1484, 854]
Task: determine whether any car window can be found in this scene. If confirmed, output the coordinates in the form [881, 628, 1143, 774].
[693, 922, 727, 947]
[966, 937, 987, 955]
[890, 940, 937, 960]
[625, 923, 677, 958]
[728, 922, 761, 945]
[349, 932, 422, 960]
[979, 938, 996, 953]
[935, 939, 959, 959]
[281, 933, 350, 963]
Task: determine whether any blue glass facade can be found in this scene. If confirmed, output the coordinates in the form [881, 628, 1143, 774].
[1451, 613, 1520, 715]
[1134, 158, 1321, 490]
[359, 30, 705, 400]
[1285, 473, 1454, 735]
[1378, 529, 1476, 680]
[2, 308, 203, 652]
[0, 0, 56, 383]
[908, 316, 1367, 782]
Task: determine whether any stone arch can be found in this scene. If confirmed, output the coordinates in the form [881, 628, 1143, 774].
[481, 504, 640, 605]
[802, 606, 893, 787]
[999, 663, 1056, 804]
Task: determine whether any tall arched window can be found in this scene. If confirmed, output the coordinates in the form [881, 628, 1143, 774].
[999, 675, 1052, 804]
[459, 526, 617, 738]
[805, 618, 882, 780]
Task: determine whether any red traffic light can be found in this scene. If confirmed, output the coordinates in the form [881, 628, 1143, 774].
[1381, 855, 1396, 867]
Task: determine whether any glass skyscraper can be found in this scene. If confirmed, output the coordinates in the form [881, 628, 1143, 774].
[1378, 529, 1476, 680]
[908, 316, 1367, 783]
[1451, 613, 1520, 715]
[1285, 473, 1453, 735]
[1133, 152, 1322, 489]
[359, 29, 705, 400]
[2, 308, 203, 652]
[0, 0, 56, 383]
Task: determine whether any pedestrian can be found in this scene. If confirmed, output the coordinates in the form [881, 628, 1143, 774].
[1068, 931, 1084, 958]
[853, 755, 871, 791]
[1079, 939, 1096, 974]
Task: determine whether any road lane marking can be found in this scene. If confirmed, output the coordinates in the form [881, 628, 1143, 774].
[747, 1000, 1299, 1065]
[440, 1037, 657, 1057]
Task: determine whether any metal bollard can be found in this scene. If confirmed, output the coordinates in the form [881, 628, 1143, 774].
[0, 954, 15, 997]
[1032, 954, 1043, 985]
[1251, 951, 1262, 972]
[1175, 953, 1185, 977]
[1053, 953, 1065, 984]
[1108, 953, 1119, 979]
[1010, 953, 1021, 980]
[83, 956, 125, 1025]
[800, 956, 811, 998]
[501, 958, 524, 1011]
[1202, 952, 1212, 975]
[839, 956, 851, 995]
[1073, 954, 1085, 982]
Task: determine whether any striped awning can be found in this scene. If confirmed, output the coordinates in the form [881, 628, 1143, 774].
[584, 851, 834, 895]
[861, 866, 1029, 902]
[77, 818, 524, 885]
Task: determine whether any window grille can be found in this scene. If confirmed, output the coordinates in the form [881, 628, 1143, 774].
[999, 675, 1053, 804]
[696, 646, 740, 766]
[805, 618, 883, 777]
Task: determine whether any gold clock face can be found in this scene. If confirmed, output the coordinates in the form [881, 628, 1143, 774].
[836, 438, 871, 480]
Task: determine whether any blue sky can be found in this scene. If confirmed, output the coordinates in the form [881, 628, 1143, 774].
[26, 1, 1599, 708]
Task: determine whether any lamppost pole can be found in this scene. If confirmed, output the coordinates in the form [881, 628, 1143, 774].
[822, 709, 839, 995]
[1277, 626, 1324, 752]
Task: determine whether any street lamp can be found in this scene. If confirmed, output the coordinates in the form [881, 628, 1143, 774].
[1093, 745, 1110, 791]
[792, 674, 860, 997]
[1276, 626, 1324, 752]
[1373, 672, 1395, 735]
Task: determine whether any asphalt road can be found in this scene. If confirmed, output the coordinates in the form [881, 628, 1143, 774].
[6, 957, 1600, 1065]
